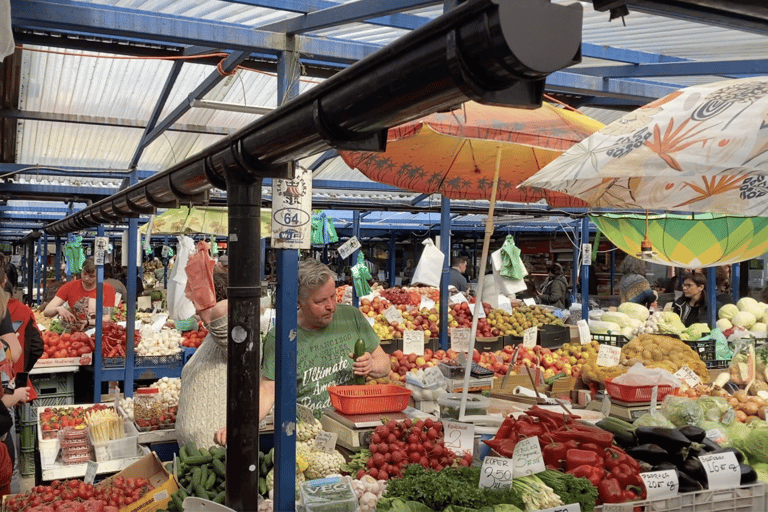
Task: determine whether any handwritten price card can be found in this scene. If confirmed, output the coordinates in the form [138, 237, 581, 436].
[443, 420, 475, 456]
[538, 505, 581, 512]
[450, 328, 471, 352]
[468, 303, 486, 319]
[84, 461, 98, 484]
[512, 436, 545, 477]
[420, 296, 435, 310]
[403, 330, 424, 356]
[522, 327, 538, 349]
[313, 431, 338, 453]
[337, 236, 361, 260]
[596, 344, 621, 367]
[641, 470, 678, 499]
[577, 320, 591, 345]
[423, 366, 444, 388]
[699, 451, 740, 490]
[384, 306, 405, 326]
[479, 456, 513, 490]
[674, 366, 702, 387]
[450, 292, 468, 305]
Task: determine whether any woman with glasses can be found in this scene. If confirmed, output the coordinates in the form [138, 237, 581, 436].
[672, 273, 710, 327]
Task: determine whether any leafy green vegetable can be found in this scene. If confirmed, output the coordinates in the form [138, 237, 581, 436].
[376, 498, 436, 512]
[537, 469, 598, 512]
[383, 465, 525, 511]
[339, 448, 371, 474]
[48, 318, 65, 334]
[743, 425, 768, 463]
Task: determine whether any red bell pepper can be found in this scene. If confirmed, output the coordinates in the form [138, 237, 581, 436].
[604, 446, 639, 471]
[495, 438, 517, 458]
[516, 420, 545, 438]
[548, 428, 614, 448]
[565, 449, 602, 471]
[579, 443, 602, 455]
[598, 477, 625, 504]
[610, 463, 635, 488]
[567, 465, 605, 487]
[542, 441, 569, 470]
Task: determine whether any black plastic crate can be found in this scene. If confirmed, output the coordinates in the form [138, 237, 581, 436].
[684, 338, 715, 362]
[592, 332, 629, 347]
[476, 337, 502, 353]
[705, 359, 730, 369]
[538, 324, 569, 348]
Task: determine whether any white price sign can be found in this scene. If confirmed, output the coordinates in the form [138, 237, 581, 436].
[271, 167, 312, 249]
[522, 327, 538, 349]
[538, 505, 581, 512]
[523, 298, 536, 306]
[297, 404, 315, 424]
[479, 457, 513, 490]
[468, 303, 486, 319]
[384, 306, 406, 326]
[577, 320, 591, 345]
[450, 328, 471, 352]
[641, 470, 679, 499]
[420, 296, 436, 310]
[313, 431, 338, 453]
[699, 451, 740, 490]
[450, 292, 468, 305]
[498, 296, 513, 314]
[94, 237, 108, 266]
[337, 236, 362, 260]
[443, 421, 475, 456]
[582, 243, 592, 262]
[512, 436, 546, 477]
[84, 460, 98, 484]
[423, 366, 444, 388]
[674, 366, 702, 387]
[596, 344, 621, 367]
[403, 330, 425, 356]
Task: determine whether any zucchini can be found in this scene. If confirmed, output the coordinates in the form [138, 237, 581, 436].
[544, 372, 567, 385]
[184, 454, 213, 466]
[179, 447, 190, 464]
[204, 472, 216, 490]
[191, 467, 202, 488]
[353, 338, 366, 384]
[595, 417, 637, 446]
[259, 476, 267, 495]
[212, 458, 226, 478]
[213, 491, 226, 504]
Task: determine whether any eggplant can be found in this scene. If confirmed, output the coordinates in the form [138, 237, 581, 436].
[700, 437, 721, 452]
[740, 464, 757, 485]
[680, 457, 707, 486]
[678, 425, 706, 443]
[710, 447, 745, 464]
[677, 470, 704, 493]
[627, 444, 670, 465]
[651, 462, 678, 472]
[635, 427, 692, 452]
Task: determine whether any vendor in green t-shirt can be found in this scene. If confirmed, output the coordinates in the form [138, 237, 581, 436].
[214, 259, 390, 444]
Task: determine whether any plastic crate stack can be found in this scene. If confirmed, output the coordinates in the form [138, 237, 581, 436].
[19, 373, 75, 476]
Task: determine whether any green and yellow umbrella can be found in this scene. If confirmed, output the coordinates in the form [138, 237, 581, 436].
[140, 206, 271, 238]
[590, 212, 768, 267]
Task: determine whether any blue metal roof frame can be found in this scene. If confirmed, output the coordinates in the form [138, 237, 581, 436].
[1, 0, 768, 241]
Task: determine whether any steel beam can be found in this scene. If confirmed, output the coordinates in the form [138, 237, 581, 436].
[573, 58, 768, 78]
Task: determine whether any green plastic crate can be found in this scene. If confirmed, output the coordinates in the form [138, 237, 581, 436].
[20, 423, 35, 450]
[32, 373, 74, 396]
[20, 449, 34, 477]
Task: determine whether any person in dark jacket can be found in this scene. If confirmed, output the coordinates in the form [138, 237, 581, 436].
[672, 272, 711, 327]
[539, 263, 568, 309]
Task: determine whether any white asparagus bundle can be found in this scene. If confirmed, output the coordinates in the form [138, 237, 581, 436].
[85, 408, 125, 442]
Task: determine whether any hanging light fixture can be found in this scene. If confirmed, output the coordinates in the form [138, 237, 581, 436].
[637, 210, 657, 259]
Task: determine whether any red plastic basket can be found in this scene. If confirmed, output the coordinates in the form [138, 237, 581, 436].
[604, 378, 677, 403]
[327, 385, 412, 415]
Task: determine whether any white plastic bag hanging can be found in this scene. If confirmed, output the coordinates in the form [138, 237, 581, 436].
[491, 248, 527, 295]
[410, 238, 445, 288]
[167, 235, 196, 321]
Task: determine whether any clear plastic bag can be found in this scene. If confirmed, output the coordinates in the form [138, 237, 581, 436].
[612, 363, 681, 388]
[660, 395, 702, 427]
[729, 337, 755, 386]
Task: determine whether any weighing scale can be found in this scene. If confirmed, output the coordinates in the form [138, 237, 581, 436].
[320, 408, 413, 451]
[585, 396, 661, 422]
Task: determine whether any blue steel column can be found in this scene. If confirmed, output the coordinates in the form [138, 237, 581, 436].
[707, 266, 717, 327]
[55, 236, 61, 281]
[272, 39, 300, 512]
[94, 226, 105, 403]
[439, 197, 450, 351]
[351, 211, 361, 308]
[36, 237, 43, 305]
[580, 217, 590, 320]
[572, 232, 579, 308]
[388, 234, 396, 287]
[732, 263, 740, 302]
[124, 171, 139, 398]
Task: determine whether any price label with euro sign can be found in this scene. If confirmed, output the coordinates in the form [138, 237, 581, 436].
[641, 470, 678, 499]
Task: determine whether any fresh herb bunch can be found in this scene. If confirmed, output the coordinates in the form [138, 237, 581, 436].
[383, 465, 525, 511]
[340, 448, 371, 474]
[537, 469, 598, 512]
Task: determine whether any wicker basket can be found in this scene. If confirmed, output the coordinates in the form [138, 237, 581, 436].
[327, 385, 411, 415]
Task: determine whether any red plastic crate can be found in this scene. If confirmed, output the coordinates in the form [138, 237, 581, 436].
[604, 378, 676, 403]
[327, 385, 412, 415]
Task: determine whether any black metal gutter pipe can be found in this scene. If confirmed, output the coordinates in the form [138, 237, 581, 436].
[43, 0, 583, 235]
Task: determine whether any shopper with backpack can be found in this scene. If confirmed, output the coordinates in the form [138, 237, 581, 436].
[539, 263, 569, 309]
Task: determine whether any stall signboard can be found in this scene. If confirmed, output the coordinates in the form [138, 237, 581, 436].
[271, 166, 312, 249]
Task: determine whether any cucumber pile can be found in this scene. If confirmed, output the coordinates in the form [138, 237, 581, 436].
[259, 448, 275, 496]
[161, 441, 227, 511]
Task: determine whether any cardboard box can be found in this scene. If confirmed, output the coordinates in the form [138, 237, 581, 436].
[98, 452, 178, 512]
